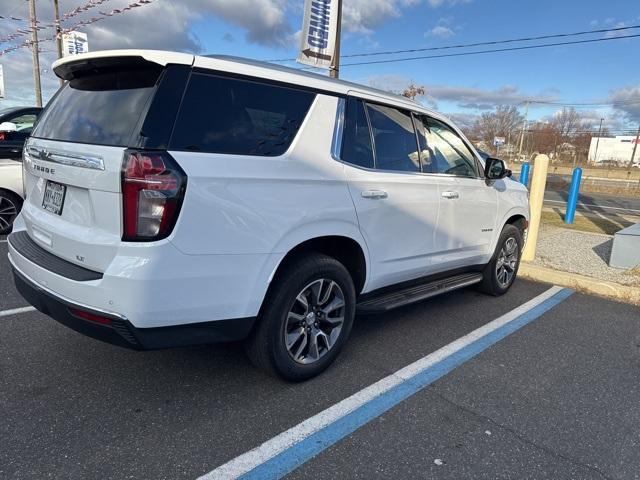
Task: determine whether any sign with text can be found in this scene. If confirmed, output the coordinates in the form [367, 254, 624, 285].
[493, 136, 506, 147]
[297, 0, 339, 70]
[62, 31, 89, 57]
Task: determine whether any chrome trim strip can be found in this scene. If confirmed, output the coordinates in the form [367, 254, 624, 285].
[26, 146, 105, 171]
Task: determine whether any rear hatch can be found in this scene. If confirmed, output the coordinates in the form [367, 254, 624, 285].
[21, 53, 192, 272]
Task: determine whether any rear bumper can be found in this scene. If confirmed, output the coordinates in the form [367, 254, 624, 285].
[12, 268, 255, 350]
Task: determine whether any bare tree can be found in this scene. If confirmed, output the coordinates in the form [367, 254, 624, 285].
[402, 84, 426, 100]
[471, 105, 524, 154]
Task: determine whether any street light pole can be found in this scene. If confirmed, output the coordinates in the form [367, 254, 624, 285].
[28, 0, 43, 107]
[329, 0, 342, 79]
[593, 117, 603, 165]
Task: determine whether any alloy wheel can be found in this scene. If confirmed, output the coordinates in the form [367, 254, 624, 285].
[0, 194, 18, 232]
[496, 236, 518, 288]
[284, 278, 346, 365]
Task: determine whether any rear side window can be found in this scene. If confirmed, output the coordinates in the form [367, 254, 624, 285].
[366, 103, 420, 173]
[341, 97, 374, 168]
[169, 74, 315, 156]
[32, 66, 161, 146]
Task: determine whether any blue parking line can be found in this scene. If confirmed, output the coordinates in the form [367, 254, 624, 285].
[239, 287, 574, 480]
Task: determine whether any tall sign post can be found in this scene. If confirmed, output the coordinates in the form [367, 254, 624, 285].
[297, 0, 343, 78]
[0, 65, 4, 99]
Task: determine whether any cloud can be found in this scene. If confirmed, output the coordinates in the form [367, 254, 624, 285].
[608, 84, 640, 123]
[423, 84, 557, 110]
[364, 75, 558, 112]
[342, 0, 420, 35]
[427, 0, 472, 6]
[427, 25, 455, 38]
[0, 0, 294, 106]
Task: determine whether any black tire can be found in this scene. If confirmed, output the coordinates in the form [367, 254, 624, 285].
[478, 224, 523, 296]
[245, 253, 356, 382]
[0, 190, 22, 235]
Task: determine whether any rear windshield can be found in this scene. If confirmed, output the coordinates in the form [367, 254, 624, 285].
[32, 66, 161, 146]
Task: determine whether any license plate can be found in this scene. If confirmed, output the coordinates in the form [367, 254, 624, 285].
[42, 180, 66, 216]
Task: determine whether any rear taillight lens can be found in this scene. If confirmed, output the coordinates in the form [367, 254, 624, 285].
[121, 150, 187, 241]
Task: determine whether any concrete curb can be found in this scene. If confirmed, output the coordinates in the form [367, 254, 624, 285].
[519, 263, 640, 306]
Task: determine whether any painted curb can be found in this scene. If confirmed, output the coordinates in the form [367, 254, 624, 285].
[519, 263, 640, 305]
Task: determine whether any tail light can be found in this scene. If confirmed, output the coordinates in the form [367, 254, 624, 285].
[121, 150, 187, 241]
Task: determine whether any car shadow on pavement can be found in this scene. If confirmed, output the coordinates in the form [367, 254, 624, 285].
[592, 238, 614, 264]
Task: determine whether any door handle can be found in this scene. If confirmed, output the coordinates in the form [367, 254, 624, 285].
[361, 189, 388, 199]
[441, 191, 459, 199]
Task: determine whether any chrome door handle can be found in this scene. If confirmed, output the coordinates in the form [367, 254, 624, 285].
[361, 189, 388, 199]
[441, 191, 459, 199]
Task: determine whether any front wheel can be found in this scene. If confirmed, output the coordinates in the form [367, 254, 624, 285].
[478, 224, 523, 296]
[245, 254, 356, 382]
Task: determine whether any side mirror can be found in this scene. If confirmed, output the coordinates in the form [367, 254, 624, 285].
[484, 157, 509, 180]
[0, 122, 17, 133]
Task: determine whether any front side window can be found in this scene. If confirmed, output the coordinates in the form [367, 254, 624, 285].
[366, 103, 420, 173]
[170, 74, 315, 156]
[424, 117, 478, 177]
[341, 97, 374, 168]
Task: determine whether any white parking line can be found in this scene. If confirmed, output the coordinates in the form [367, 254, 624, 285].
[200, 285, 572, 480]
[0, 306, 36, 317]
[0, 239, 7, 243]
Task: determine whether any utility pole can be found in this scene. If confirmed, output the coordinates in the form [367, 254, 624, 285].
[593, 117, 603, 165]
[629, 125, 640, 168]
[28, 0, 43, 107]
[53, 0, 64, 86]
[518, 100, 529, 159]
[329, 0, 342, 79]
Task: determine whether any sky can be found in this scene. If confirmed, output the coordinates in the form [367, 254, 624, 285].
[1, 0, 639, 134]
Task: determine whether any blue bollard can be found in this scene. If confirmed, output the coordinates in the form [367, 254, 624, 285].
[519, 162, 530, 186]
[565, 167, 582, 224]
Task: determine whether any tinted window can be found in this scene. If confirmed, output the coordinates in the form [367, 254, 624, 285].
[424, 117, 478, 177]
[170, 74, 315, 156]
[366, 103, 420, 173]
[8, 114, 37, 134]
[33, 67, 161, 146]
[341, 98, 374, 168]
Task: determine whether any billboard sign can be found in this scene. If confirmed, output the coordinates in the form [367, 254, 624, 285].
[62, 31, 89, 57]
[297, 0, 340, 70]
[493, 136, 506, 147]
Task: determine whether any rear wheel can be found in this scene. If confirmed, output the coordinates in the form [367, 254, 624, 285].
[245, 254, 356, 382]
[0, 190, 22, 235]
[478, 224, 523, 296]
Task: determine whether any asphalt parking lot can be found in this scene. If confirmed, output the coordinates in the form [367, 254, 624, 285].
[2, 234, 640, 479]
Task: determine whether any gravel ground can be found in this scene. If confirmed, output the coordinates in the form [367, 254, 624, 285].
[533, 225, 640, 286]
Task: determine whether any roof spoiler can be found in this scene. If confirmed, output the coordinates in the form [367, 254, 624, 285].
[52, 50, 194, 80]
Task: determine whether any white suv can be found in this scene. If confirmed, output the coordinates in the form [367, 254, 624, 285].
[8, 50, 529, 381]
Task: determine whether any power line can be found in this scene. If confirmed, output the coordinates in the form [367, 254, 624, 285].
[267, 24, 640, 63]
[333, 33, 640, 68]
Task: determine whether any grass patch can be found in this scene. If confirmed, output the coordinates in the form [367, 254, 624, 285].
[540, 210, 632, 235]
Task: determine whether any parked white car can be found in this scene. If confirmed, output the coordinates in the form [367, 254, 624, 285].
[8, 50, 529, 380]
[0, 158, 24, 234]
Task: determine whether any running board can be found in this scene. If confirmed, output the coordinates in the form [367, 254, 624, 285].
[357, 273, 483, 314]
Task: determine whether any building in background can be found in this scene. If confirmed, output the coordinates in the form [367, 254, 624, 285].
[588, 136, 639, 166]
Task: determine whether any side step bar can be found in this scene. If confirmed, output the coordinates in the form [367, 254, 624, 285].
[357, 273, 483, 314]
